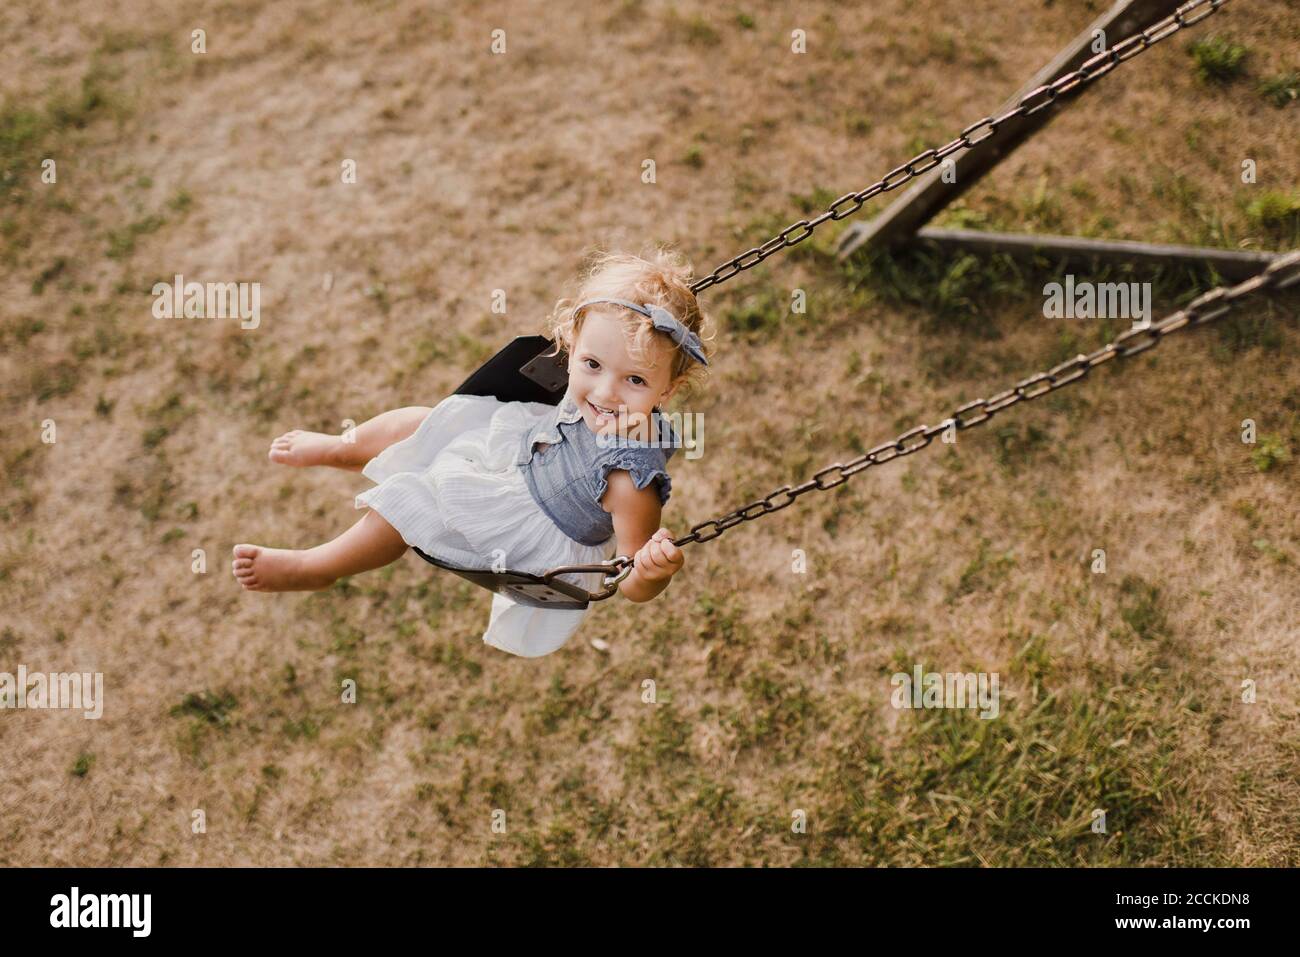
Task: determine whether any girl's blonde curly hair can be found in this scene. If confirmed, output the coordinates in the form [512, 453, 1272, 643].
[543, 243, 715, 404]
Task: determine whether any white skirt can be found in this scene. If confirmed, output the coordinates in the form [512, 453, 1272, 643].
[354, 394, 617, 658]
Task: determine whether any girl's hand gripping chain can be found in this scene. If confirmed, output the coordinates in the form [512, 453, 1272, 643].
[632, 528, 684, 583]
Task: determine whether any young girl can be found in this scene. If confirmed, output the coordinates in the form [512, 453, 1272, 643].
[232, 247, 713, 658]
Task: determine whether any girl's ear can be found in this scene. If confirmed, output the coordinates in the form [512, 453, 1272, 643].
[661, 373, 688, 406]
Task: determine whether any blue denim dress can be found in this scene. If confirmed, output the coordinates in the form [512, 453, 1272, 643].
[516, 395, 678, 546]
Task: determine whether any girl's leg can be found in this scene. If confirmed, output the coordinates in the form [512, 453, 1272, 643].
[232, 509, 409, 591]
[268, 406, 432, 471]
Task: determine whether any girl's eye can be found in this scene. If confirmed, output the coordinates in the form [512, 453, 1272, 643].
[629, 376, 645, 386]
[583, 358, 599, 370]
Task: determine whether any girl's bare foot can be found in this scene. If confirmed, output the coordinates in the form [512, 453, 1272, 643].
[232, 544, 336, 591]
[268, 430, 348, 468]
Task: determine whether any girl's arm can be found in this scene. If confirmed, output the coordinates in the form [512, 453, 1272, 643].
[600, 469, 685, 603]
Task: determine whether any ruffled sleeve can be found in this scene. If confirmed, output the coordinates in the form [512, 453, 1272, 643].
[591, 446, 673, 507]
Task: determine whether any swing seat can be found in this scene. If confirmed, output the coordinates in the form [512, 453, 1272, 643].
[410, 547, 607, 610]
[408, 335, 628, 608]
[447, 334, 569, 404]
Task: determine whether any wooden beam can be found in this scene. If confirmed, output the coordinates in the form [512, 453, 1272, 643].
[836, 0, 1185, 261]
[911, 227, 1280, 281]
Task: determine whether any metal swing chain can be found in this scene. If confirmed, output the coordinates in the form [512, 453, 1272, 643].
[548, 251, 1299, 596]
[688, 0, 1233, 296]
[542, 0, 1243, 599]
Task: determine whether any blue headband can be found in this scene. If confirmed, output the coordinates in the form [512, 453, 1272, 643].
[574, 298, 709, 367]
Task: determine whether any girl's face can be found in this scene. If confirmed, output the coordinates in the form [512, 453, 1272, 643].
[567, 310, 680, 439]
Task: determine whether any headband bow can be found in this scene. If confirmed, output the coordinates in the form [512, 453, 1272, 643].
[574, 298, 709, 367]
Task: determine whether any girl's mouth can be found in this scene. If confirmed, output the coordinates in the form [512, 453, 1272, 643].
[588, 400, 617, 420]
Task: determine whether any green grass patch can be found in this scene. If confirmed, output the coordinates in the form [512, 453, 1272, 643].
[1244, 189, 1300, 245]
[841, 245, 1027, 332]
[1250, 434, 1290, 472]
[71, 753, 95, 777]
[994, 421, 1053, 472]
[170, 689, 238, 726]
[1258, 71, 1299, 107]
[844, 242, 1229, 335]
[827, 684, 1192, 863]
[665, 8, 721, 46]
[810, 610, 1211, 865]
[951, 537, 1017, 599]
[30, 359, 80, 402]
[141, 392, 195, 449]
[1213, 305, 1285, 356]
[105, 213, 165, 259]
[732, 666, 818, 749]
[31, 257, 67, 295]
[622, 702, 694, 778]
[1, 65, 120, 208]
[1117, 575, 1168, 642]
[525, 673, 610, 739]
[719, 283, 790, 337]
[1187, 36, 1249, 84]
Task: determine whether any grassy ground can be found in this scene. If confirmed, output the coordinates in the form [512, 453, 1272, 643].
[1, 0, 1296, 866]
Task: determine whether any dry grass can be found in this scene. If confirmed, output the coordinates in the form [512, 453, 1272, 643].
[1, 0, 1296, 866]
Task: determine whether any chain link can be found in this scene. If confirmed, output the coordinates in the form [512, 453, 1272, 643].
[570, 251, 1298, 585]
[550, 0, 1267, 595]
[688, 0, 1231, 295]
